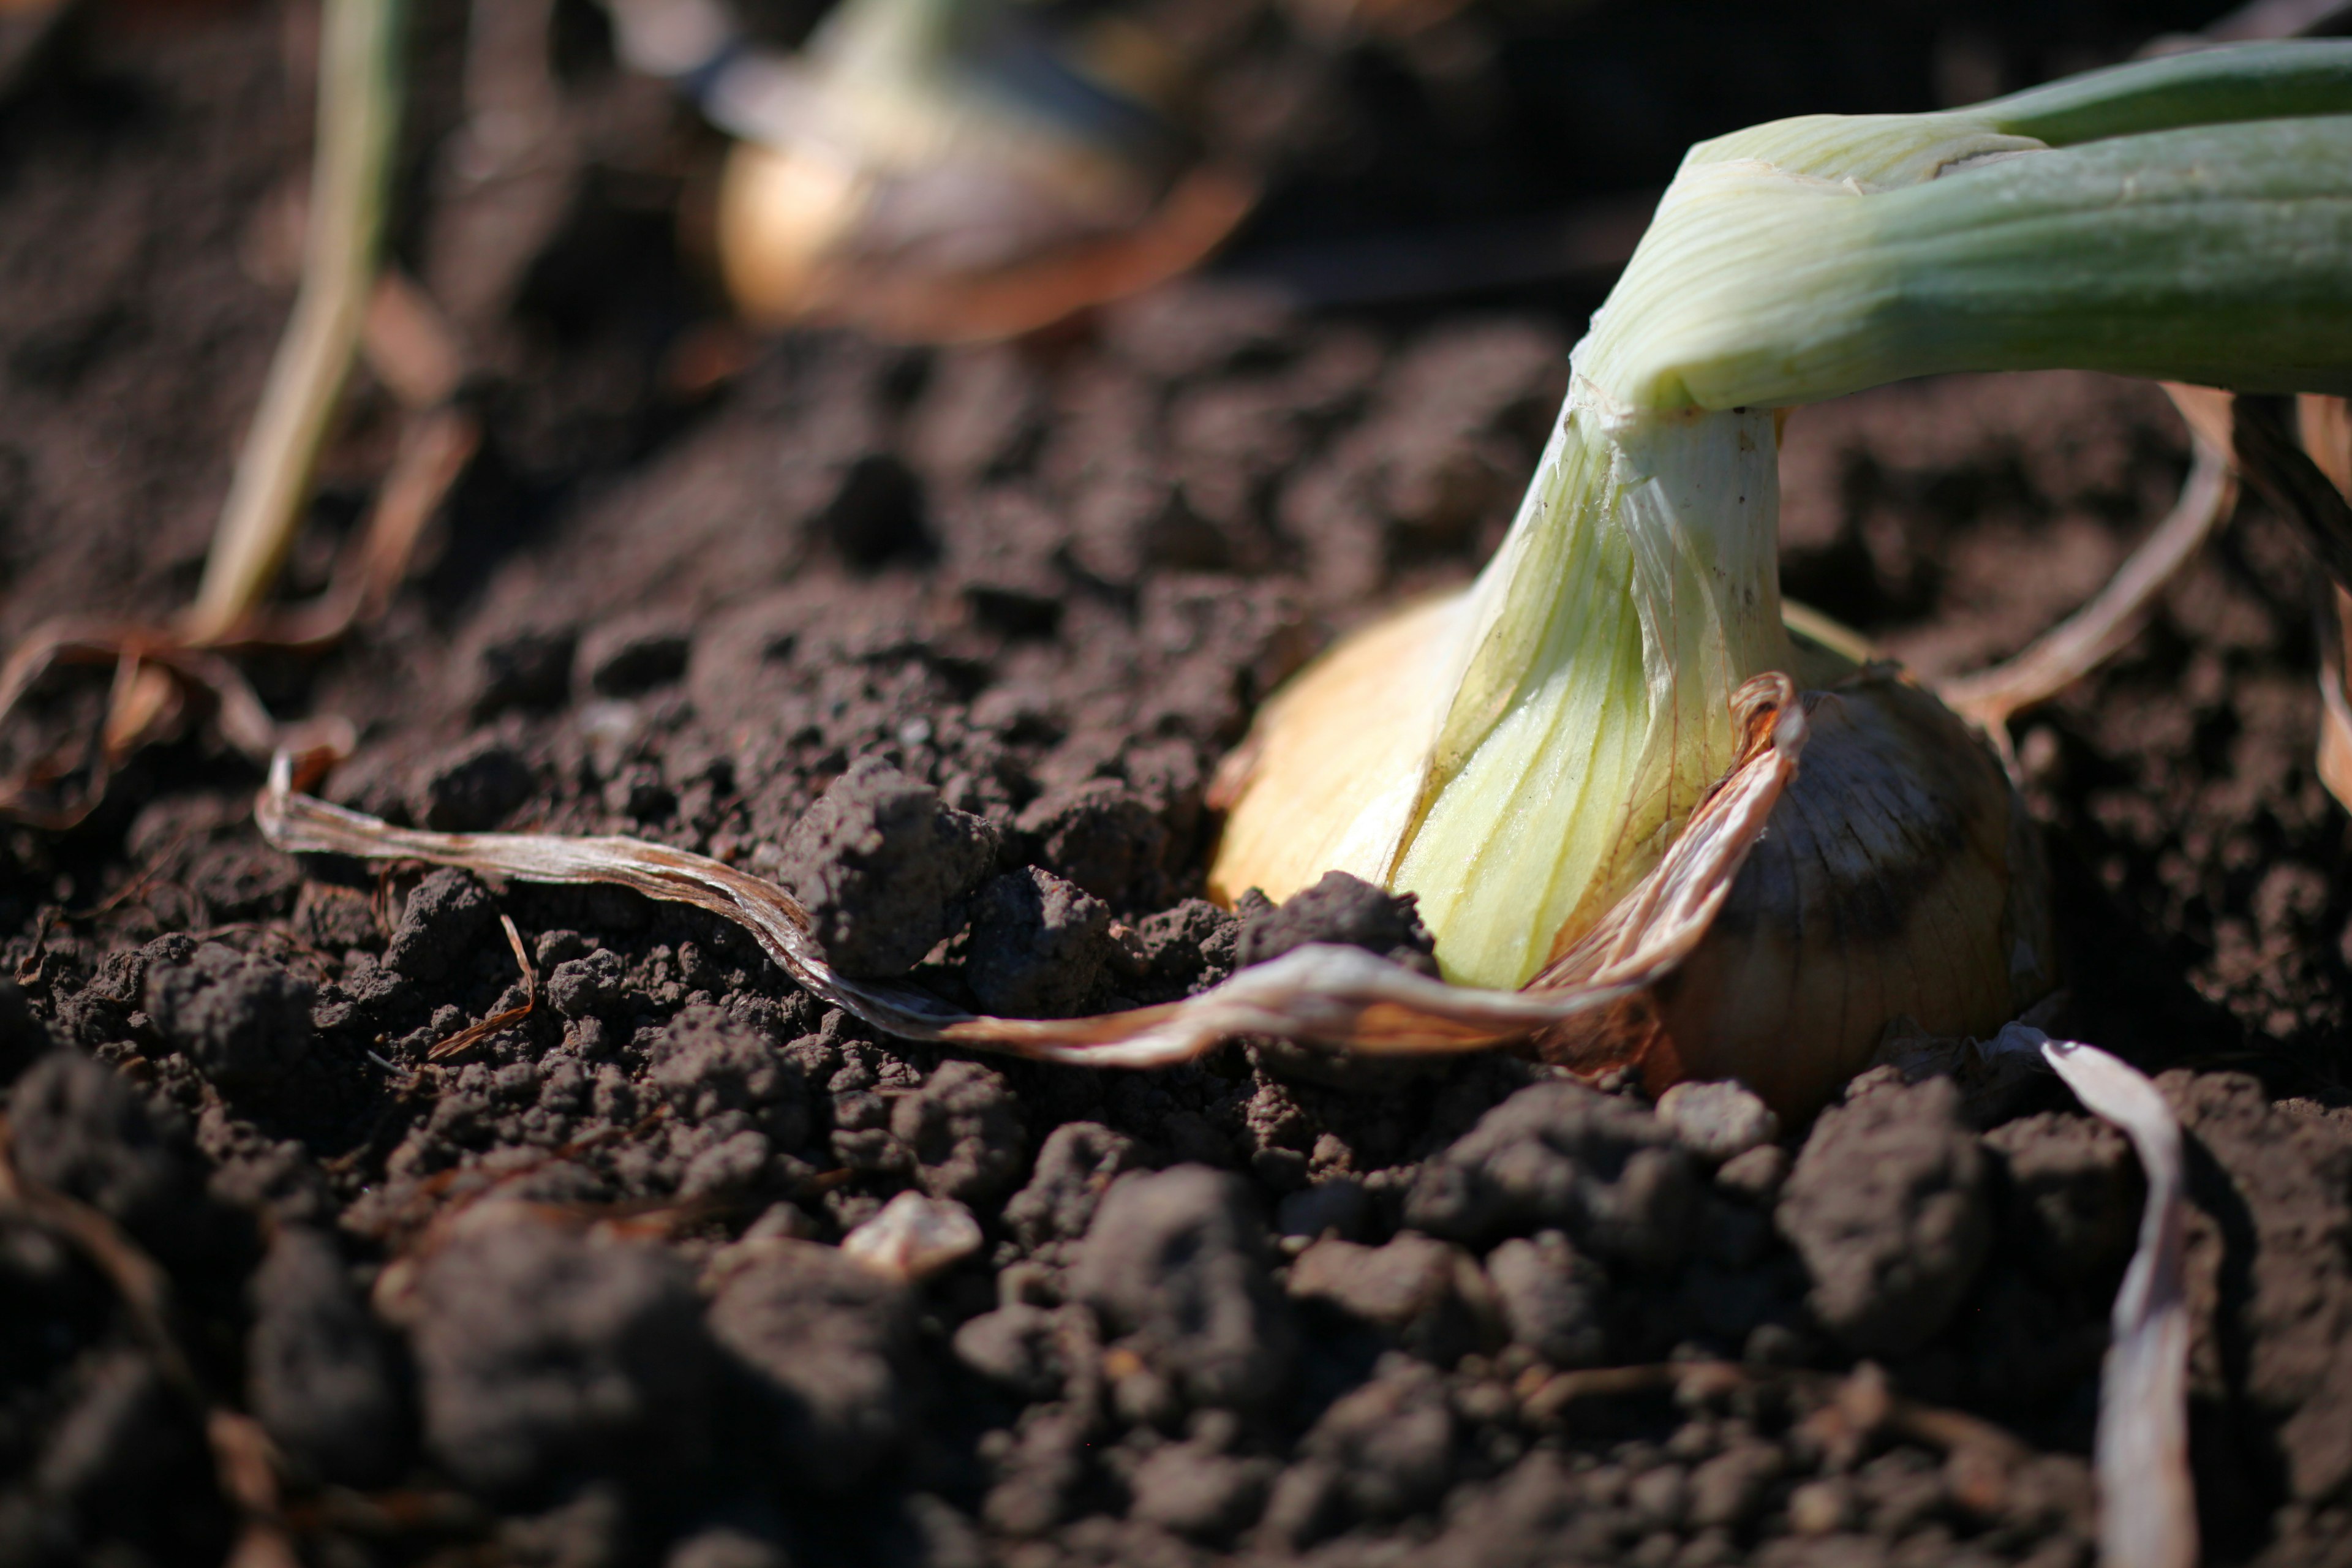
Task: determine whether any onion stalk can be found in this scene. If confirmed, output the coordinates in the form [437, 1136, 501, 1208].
[1212, 42, 2352, 1099]
[189, 0, 404, 639]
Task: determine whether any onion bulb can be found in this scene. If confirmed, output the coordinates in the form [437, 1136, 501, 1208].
[694, 0, 1254, 341]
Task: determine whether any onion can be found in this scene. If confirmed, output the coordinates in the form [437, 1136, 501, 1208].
[1214, 43, 2351, 1115]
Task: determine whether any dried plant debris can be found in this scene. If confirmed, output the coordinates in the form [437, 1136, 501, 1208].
[255, 668, 1806, 1073]
[2037, 1038, 2195, 1568]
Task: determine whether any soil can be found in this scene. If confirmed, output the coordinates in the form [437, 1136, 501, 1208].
[3, 3, 2351, 1567]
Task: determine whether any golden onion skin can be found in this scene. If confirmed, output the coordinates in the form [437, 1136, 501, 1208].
[1205, 592, 1461, 910]
[1534, 670, 2054, 1121]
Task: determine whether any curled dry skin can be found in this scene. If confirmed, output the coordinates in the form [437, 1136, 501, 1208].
[254, 671, 1809, 1079]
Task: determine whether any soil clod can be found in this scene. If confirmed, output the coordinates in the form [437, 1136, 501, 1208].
[1777, 1074, 1994, 1359]
[775, 758, 998, 980]
[1071, 1166, 1295, 1411]
[1237, 869, 1441, 978]
[413, 1213, 716, 1504]
[145, 942, 314, 1092]
[966, 867, 1115, 1017]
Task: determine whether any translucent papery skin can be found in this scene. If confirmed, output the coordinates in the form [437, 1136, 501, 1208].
[1389, 393, 1785, 989]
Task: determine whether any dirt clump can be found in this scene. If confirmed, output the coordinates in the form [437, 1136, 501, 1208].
[1776, 1072, 1994, 1359]
[1405, 1079, 1702, 1265]
[777, 757, 1000, 979]
[1071, 1165, 1297, 1411]
[706, 1239, 920, 1491]
[412, 1212, 717, 1503]
[144, 941, 314, 1091]
[966, 867, 1116, 1017]
[245, 1225, 410, 1488]
[1236, 869, 1441, 977]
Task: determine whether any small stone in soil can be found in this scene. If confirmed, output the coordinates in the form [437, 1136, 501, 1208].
[965, 867, 1114, 1017]
[1237, 870, 1439, 978]
[840, 1190, 983, 1281]
[775, 757, 998, 979]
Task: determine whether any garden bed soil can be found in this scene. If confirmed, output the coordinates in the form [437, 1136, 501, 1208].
[2, 4, 2350, 1567]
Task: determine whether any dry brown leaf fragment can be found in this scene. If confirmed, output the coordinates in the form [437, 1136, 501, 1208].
[423, 913, 538, 1062]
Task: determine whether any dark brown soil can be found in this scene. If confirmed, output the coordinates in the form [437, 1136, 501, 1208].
[3, 4, 2350, 1567]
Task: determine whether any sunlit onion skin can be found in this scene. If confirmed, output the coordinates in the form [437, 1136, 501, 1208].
[1530, 667, 2054, 1120]
[1207, 602, 2057, 1121]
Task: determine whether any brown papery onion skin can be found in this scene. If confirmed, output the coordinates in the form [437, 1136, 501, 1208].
[1533, 666, 2055, 1121]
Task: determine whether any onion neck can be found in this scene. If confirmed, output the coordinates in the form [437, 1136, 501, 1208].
[1389, 357, 1790, 990]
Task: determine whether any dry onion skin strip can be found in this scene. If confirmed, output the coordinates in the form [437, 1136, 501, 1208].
[1962, 1028, 2196, 1568]
[254, 671, 1803, 1069]
[2045, 1040, 2196, 1568]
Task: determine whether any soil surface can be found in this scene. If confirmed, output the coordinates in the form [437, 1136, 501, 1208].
[3, 4, 2351, 1567]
